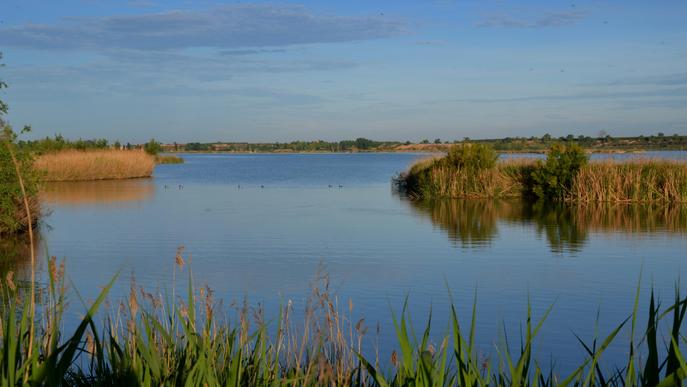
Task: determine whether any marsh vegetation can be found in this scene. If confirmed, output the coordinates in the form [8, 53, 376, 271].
[34, 149, 155, 182]
[400, 143, 687, 203]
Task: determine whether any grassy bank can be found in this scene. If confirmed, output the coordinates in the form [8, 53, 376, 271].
[34, 149, 155, 181]
[3, 254, 687, 385]
[400, 144, 687, 203]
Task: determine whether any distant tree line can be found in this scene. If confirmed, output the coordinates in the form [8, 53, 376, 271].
[471, 132, 687, 152]
[183, 138, 401, 152]
[15, 135, 169, 155]
[7, 132, 687, 155]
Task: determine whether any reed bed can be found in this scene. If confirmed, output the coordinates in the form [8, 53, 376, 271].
[401, 156, 687, 203]
[571, 159, 687, 203]
[400, 158, 535, 199]
[34, 149, 155, 181]
[3, 254, 687, 386]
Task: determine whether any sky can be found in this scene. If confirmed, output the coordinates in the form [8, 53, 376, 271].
[0, 0, 686, 143]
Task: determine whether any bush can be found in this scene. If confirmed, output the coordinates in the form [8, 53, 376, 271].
[144, 138, 162, 155]
[0, 125, 40, 235]
[531, 143, 588, 201]
[445, 143, 498, 171]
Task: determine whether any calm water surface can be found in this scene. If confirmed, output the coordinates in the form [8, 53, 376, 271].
[4, 152, 687, 373]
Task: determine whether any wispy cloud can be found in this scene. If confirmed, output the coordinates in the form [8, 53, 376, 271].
[218, 48, 288, 56]
[602, 72, 687, 87]
[0, 4, 405, 51]
[4, 48, 355, 98]
[450, 87, 687, 104]
[478, 10, 588, 29]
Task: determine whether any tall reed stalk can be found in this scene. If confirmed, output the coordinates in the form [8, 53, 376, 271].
[3, 141, 36, 384]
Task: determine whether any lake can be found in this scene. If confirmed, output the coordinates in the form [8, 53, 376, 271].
[3, 152, 687, 374]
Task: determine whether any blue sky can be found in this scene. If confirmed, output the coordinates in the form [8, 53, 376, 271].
[0, 0, 685, 142]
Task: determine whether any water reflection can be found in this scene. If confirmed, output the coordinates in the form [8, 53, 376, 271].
[40, 179, 155, 207]
[0, 233, 44, 291]
[405, 198, 687, 252]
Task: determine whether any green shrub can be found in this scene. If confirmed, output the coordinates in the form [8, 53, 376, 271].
[531, 143, 588, 201]
[0, 125, 40, 235]
[143, 138, 162, 155]
[445, 143, 498, 171]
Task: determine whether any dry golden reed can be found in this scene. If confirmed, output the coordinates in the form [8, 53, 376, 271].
[402, 157, 535, 199]
[34, 149, 155, 181]
[571, 159, 687, 203]
[403, 156, 687, 203]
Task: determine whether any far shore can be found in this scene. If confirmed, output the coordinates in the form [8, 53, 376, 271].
[169, 147, 657, 155]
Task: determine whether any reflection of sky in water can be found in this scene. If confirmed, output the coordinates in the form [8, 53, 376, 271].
[16, 152, 687, 373]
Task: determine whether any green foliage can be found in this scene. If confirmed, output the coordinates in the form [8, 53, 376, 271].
[0, 52, 7, 117]
[143, 138, 162, 155]
[445, 143, 498, 171]
[0, 55, 39, 236]
[4, 260, 687, 385]
[185, 142, 212, 151]
[531, 143, 588, 201]
[17, 134, 115, 154]
[0, 125, 39, 236]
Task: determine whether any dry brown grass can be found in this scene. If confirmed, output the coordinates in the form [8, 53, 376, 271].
[402, 157, 536, 199]
[403, 154, 687, 203]
[572, 159, 687, 203]
[35, 149, 155, 181]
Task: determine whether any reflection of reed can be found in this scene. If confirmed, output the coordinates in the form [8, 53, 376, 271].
[408, 199, 507, 247]
[572, 203, 687, 234]
[405, 196, 687, 252]
[39, 179, 155, 207]
[0, 233, 43, 281]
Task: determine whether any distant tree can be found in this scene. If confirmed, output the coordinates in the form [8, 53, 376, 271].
[658, 132, 665, 137]
[542, 133, 552, 142]
[114, 140, 121, 149]
[144, 139, 161, 155]
[421, 139, 430, 144]
[354, 137, 376, 149]
[434, 138, 442, 144]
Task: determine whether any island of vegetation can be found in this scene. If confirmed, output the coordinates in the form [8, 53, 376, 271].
[398, 143, 687, 203]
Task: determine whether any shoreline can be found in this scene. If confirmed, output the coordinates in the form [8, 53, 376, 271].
[166, 147, 669, 155]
